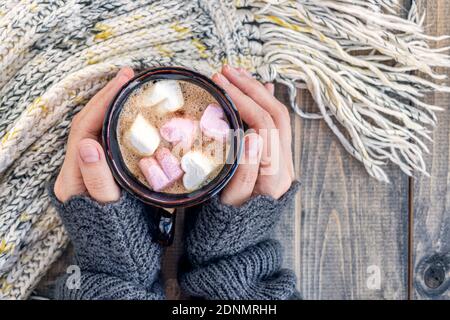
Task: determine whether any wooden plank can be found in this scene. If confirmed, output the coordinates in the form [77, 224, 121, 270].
[273, 88, 409, 300]
[162, 208, 188, 300]
[31, 244, 73, 299]
[412, 0, 450, 300]
[272, 1, 411, 299]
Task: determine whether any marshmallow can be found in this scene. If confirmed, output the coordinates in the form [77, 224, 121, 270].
[160, 117, 197, 151]
[139, 157, 171, 192]
[181, 151, 217, 191]
[200, 104, 230, 141]
[141, 80, 184, 113]
[125, 114, 160, 156]
[155, 147, 184, 182]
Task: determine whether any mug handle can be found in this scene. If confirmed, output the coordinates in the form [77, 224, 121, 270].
[151, 206, 177, 246]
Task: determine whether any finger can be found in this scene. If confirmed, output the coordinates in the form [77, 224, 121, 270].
[212, 72, 277, 168]
[251, 131, 292, 199]
[77, 138, 120, 203]
[212, 72, 276, 131]
[222, 65, 290, 137]
[54, 168, 87, 202]
[236, 67, 275, 96]
[221, 133, 263, 206]
[264, 83, 275, 95]
[73, 67, 134, 137]
[237, 67, 252, 78]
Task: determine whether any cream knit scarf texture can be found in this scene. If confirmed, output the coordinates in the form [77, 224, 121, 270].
[0, 0, 449, 299]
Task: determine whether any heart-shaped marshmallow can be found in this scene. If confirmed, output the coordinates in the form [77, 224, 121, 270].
[160, 117, 197, 151]
[155, 147, 184, 182]
[125, 114, 160, 156]
[181, 151, 217, 191]
[200, 104, 230, 141]
[141, 80, 184, 113]
[139, 157, 171, 192]
[139, 148, 183, 192]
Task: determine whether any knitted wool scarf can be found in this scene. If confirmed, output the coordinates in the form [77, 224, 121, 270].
[0, 0, 448, 299]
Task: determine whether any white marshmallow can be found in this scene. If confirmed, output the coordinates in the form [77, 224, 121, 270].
[181, 151, 217, 191]
[125, 114, 160, 156]
[141, 80, 184, 113]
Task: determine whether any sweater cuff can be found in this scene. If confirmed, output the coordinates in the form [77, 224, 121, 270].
[55, 272, 165, 300]
[180, 240, 297, 300]
[47, 180, 148, 228]
[186, 181, 300, 266]
[47, 179, 162, 286]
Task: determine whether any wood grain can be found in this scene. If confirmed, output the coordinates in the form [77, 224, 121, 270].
[272, 87, 409, 300]
[161, 208, 189, 300]
[272, 1, 412, 300]
[412, 0, 450, 300]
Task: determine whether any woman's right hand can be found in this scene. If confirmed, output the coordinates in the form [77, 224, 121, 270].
[54, 68, 135, 203]
[212, 65, 295, 207]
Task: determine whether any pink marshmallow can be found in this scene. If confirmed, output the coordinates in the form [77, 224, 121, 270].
[200, 104, 230, 141]
[139, 157, 171, 192]
[155, 147, 184, 182]
[160, 117, 197, 151]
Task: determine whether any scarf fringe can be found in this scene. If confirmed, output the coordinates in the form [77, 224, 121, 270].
[240, 0, 450, 182]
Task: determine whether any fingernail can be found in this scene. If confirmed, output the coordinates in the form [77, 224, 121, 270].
[115, 68, 132, 81]
[213, 73, 230, 86]
[224, 64, 240, 77]
[79, 144, 100, 163]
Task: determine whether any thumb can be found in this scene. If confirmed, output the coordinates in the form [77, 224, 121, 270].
[77, 138, 121, 203]
[221, 133, 263, 207]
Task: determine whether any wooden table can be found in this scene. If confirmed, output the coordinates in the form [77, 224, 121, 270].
[35, 0, 449, 300]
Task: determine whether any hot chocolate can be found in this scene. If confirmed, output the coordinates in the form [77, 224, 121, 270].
[117, 80, 230, 194]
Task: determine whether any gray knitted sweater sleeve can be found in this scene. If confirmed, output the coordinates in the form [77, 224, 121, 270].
[180, 181, 301, 300]
[49, 181, 300, 300]
[48, 187, 165, 300]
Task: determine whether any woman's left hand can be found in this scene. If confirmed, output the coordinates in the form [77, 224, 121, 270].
[212, 65, 295, 207]
[54, 67, 135, 203]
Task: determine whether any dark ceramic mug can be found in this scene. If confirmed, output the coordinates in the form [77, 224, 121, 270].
[102, 67, 244, 245]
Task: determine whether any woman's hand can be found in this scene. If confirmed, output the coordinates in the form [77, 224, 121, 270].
[54, 67, 135, 203]
[212, 65, 295, 207]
